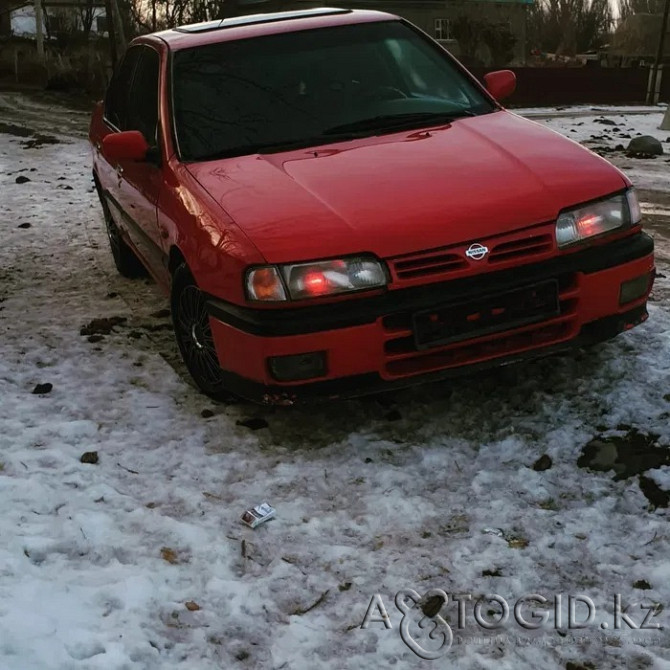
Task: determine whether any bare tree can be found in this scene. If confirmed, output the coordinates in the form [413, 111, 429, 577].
[527, 0, 613, 56]
[481, 22, 517, 65]
[619, 0, 665, 20]
[451, 15, 486, 65]
[79, 0, 96, 38]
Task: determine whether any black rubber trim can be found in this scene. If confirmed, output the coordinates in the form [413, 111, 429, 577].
[103, 189, 168, 269]
[174, 8, 352, 33]
[217, 304, 649, 404]
[205, 231, 653, 337]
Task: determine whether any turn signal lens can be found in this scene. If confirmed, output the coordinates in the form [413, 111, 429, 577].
[245, 267, 287, 301]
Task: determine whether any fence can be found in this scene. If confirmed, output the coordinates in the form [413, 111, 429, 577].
[470, 66, 669, 106]
[1, 37, 670, 105]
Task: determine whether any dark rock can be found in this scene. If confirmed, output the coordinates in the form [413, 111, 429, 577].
[633, 579, 652, 590]
[201, 409, 214, 418]
[338, 582, 352, 592]
[17, 223, 31, 229]
[15, 175, 31, 184]
[626, 135, 663, 156]
[385, 409, 402, 421]
[532, 454, 553, 472]
[142, 323, 172, 332]
[87, 334, 104, 343]
[32, 383, 53, 394]
[150, 308, 170, 318]
[80, 451, 99, 464]
[614, 144, 624, 151]
[595, 118, 616, 125]
[106, 292, 118, 298]
[566, 663, 595, 670]
[364, 457, 373, 463]
[80, 316, 126, 336]
[236, 417, 268, 430]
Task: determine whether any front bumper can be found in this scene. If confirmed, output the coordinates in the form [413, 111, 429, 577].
[206, 232, 655, 404]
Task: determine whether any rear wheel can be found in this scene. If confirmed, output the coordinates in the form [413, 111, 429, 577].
[97, 186, 145, 278]
[171, 264, 230, 400]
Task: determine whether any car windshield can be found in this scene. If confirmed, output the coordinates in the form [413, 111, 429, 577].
[172, 20, 495, 161]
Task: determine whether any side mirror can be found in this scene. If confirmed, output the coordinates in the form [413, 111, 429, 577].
[102, 130, 150, 162]
[483, 70, 516, 102]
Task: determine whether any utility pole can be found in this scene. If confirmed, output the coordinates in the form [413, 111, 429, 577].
[34, 0, 44, 62]
[0, 0, 13, 37]
[649, 0, 670, 104]
[104, 0, 117, 66]
[110, 0, 125, 54]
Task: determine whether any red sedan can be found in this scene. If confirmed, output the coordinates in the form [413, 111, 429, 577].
[90, 8, 655, 404]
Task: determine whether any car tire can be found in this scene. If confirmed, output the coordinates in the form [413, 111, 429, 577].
[97, 189, 145, 278]
[171, 263, 232, 400]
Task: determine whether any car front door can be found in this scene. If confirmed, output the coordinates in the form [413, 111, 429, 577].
[114, 44, 166, 280]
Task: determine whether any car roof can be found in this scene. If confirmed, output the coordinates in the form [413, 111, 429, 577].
[144, 8, 399, 50]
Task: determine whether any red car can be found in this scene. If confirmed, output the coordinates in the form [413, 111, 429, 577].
[90, 8, 655, 404]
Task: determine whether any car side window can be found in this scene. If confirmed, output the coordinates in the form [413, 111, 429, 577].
[126, 47, 160, 147]
[104, 46, 142, 131]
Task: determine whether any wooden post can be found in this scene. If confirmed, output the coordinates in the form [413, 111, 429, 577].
[34, 0, 45, 62]
[104, 0, 117, 66]
[661, 101, 670, 130]
[110, 0, 125, 53]
[649, 0, 670, 104]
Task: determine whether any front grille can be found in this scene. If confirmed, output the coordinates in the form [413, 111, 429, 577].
[393, 251, 468, 280]
[488, 234, 554, 264]
[388, 224, 556, 286]
[380, 273, 580, 379]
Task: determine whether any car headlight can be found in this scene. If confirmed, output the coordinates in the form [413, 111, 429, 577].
[245, 256, 387, 302]
[555, 189, 641, 249]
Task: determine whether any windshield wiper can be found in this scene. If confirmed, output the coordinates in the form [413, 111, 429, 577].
[323, 110, 476, 136]
[193, 133, 365, 161]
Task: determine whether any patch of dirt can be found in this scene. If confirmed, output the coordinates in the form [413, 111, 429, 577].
[577, 428, 670, 480]
[21, 134, 61, 149]
[578, 428, 670, 507]
[0, 122, 34, 137]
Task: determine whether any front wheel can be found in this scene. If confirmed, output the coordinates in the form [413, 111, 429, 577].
[171, 264, 231, 400]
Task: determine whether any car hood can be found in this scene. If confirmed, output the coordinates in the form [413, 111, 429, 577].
[185, 110, 628, 264]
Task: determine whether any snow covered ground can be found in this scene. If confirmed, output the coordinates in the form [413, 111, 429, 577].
[531, 108, 670, 193]
[1, 100, 670, 670]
